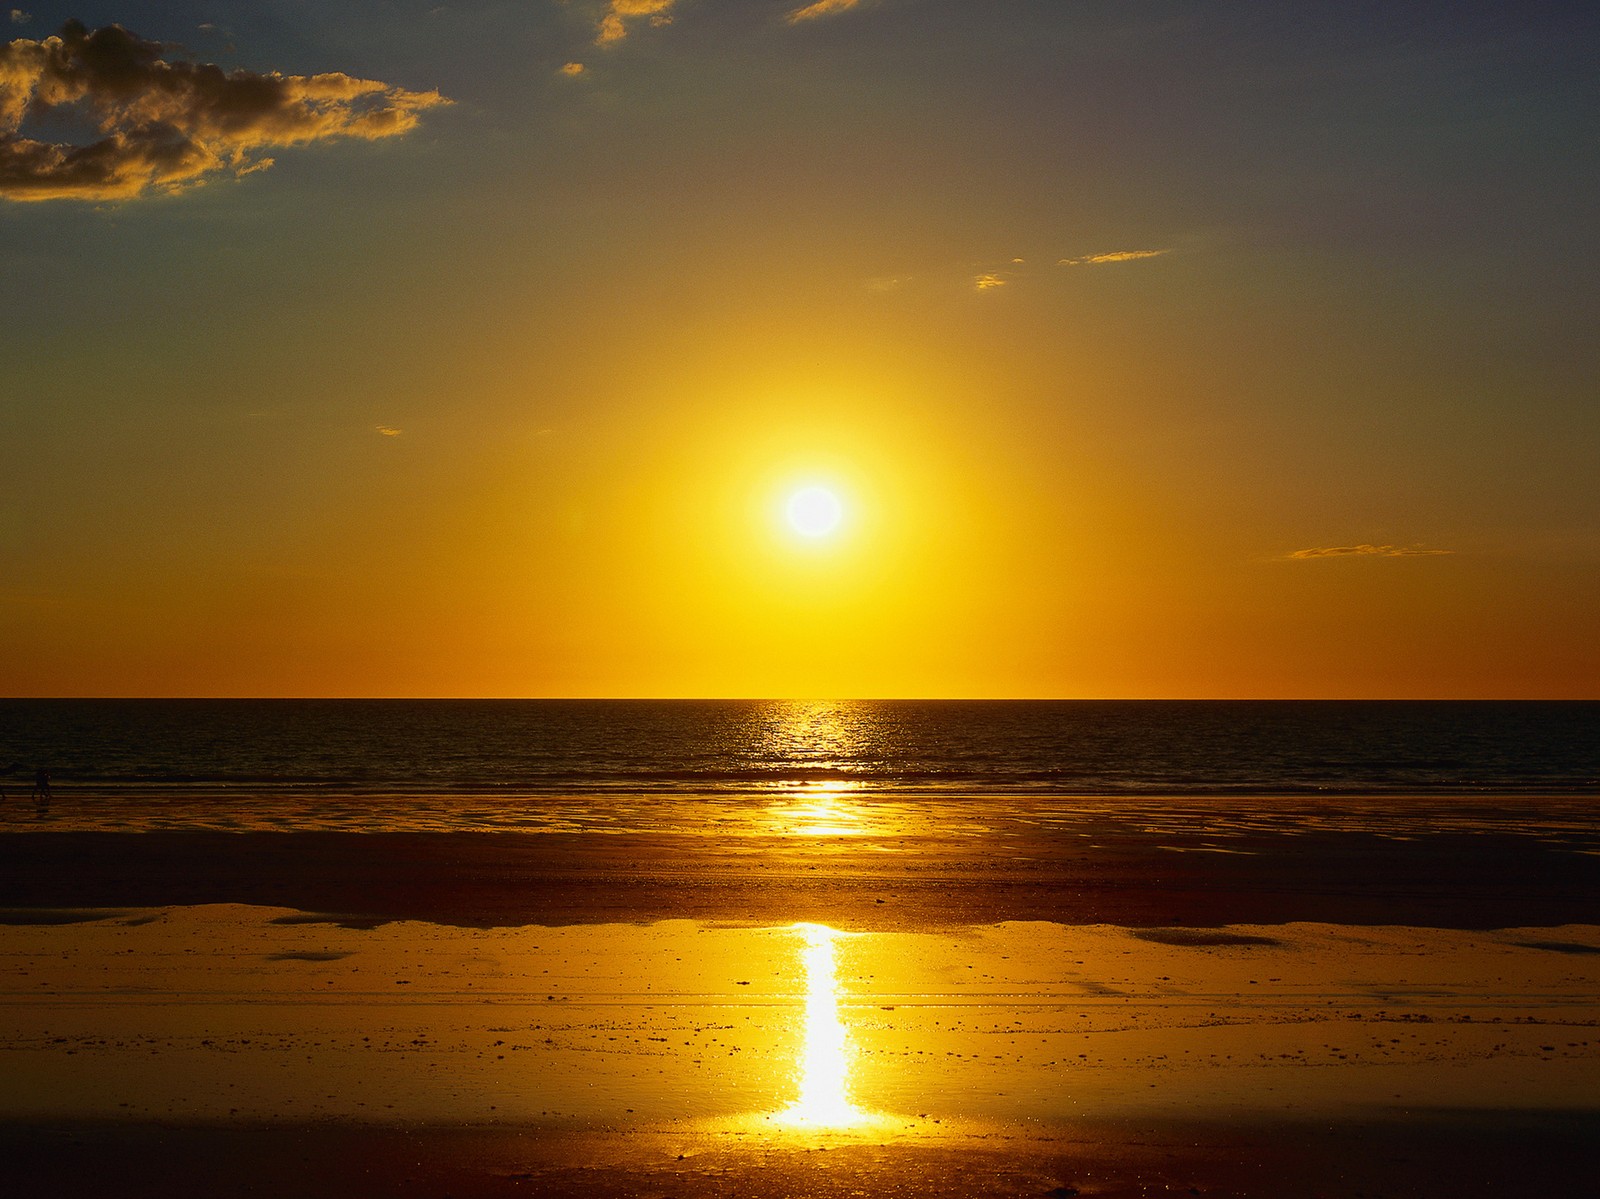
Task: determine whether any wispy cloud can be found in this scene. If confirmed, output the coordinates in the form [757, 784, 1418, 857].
[595, 0, 675, 46]
[787, 0, 861, 23]
[1288, 544, 1454, 560]
[1, 21, 448, 202]
[971, 257, 1027, 291]
[375, 426, 403, 437]
[1059, 249, 1169, 266]
[8, 10, 29, 25]
[559, 61, 586, 76]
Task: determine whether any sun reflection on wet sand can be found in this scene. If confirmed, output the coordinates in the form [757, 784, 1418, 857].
[776, 790, 871, 837]
[775, 922, 873, 1129]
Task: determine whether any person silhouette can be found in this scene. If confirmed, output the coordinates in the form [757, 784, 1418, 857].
[31, 768, 51, 805]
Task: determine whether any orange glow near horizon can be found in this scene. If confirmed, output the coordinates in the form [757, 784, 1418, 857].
[8, 373, 1594, 700]
[4, 349, 1594, 701]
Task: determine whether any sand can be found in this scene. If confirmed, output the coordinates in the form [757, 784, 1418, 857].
[4, 907, 1599, 1123]
[3, 799, 1599, 1195]
[3, 815, 1599, 929]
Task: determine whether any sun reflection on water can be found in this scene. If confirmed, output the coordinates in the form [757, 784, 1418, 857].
[777, 922, 871, 1129]
[780, 789, 870, 837]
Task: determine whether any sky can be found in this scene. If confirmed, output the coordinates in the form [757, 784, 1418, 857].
[1, 0, 1596, 699]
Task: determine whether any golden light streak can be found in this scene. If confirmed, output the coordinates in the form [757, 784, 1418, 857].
[778, 923, 869, 1128]
[785, 792, 868, 837]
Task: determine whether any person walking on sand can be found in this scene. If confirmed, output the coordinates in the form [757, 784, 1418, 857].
[31, 767, 51, 805]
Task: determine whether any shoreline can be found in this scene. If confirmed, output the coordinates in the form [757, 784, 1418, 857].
[3, 821, 1598, 929]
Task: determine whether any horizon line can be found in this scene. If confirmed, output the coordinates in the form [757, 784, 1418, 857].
[3, 695, 1594, 704]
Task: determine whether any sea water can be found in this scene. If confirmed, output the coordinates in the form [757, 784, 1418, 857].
[4, 699, 1596, 794]
[1, 699, 1595, 831]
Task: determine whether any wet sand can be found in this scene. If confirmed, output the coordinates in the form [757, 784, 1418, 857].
[7, 1115, 1600, 1199]
[2, 798, 1598, 1196]
[6, 908, 1598, 1119]
[2, 905, 1598, 1195]
[2, 819, 1599, 929]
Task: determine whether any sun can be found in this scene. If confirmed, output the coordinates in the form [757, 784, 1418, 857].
[785, 486, 844, 538]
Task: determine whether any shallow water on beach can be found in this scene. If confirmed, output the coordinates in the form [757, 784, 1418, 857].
[6, 787, 1600, 852]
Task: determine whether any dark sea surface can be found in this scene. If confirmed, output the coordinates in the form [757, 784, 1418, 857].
[3, 698, 1597, 795]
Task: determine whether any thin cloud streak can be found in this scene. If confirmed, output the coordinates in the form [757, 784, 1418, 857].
[1059, 249, 1169, 266]
[787, 0, 861, 23]
[1288, 545, 1454, 559]
[0, 21, 448, 202]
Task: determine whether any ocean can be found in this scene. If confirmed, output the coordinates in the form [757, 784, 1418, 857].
[5, 698, 1596, 794]
[1, 700, 1595, 835]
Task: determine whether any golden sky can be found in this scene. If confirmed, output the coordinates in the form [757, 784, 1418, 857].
[2, 3, 1596, 697]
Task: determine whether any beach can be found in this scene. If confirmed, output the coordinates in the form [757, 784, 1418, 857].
[3, 792, 1598, 1196]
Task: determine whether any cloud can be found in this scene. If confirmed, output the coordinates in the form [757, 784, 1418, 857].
[559, 61, 586, 76]
[595, 0, 675, 46]
[1287, 544, 1454, 560]
[1059, 249, 1169, 266]
[375, 426, 403, 437]
[787, 0, 861, 22]
[9, 10, 29, 25]
[0, 21, 448, 202]
[971, 255, 1029, 290]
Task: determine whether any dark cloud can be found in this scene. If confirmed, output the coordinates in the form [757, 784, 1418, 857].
[0, 20, 448, 201]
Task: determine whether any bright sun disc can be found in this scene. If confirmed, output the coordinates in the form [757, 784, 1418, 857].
[786, 486, 844, 538]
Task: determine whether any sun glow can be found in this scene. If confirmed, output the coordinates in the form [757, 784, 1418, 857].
[785, 485, 844, 538]
[779, 923, 869, 1128]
